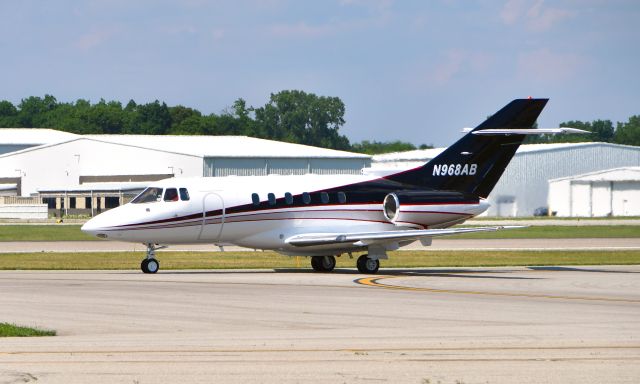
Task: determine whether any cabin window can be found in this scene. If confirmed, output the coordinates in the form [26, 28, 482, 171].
[302, 192, 311, 204]
[251, 193, 260, 206]
[320, 192, 329, 204]
[131, 187, 163, 204]
[285, 192, 293, 205]
[268, 193, 276, 206]
[337, 192, 347, 204]
[164, 188, 179, 202]
[179, 188, 190, 201]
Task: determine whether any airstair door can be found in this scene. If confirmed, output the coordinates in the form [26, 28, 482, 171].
[198, 192, 225, 242]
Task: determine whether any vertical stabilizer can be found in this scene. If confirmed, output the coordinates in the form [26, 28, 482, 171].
[386, 98, 548, 198]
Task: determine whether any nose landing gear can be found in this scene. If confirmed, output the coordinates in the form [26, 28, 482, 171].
[141, 244, 165, 273]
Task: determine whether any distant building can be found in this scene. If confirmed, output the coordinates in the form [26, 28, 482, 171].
[373, 143, 640, 217]
[0, 129, 370, 216]
[548, 167, 640, 217]
[0, 128, 77, 155]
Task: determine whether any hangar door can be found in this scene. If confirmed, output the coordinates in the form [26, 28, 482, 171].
[590, 182, 612, 216]
[570, 182, 591, 217]
[612, 182, 640, 216]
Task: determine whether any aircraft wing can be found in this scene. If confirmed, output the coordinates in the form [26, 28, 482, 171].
[285, 226, 522, 247]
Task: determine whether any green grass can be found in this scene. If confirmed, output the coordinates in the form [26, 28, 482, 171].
[0, 323, 56, 337]
[449, 225, 640, 239]
[0, 225, 638, 242]
[471, 216, 640, 221]
[0, 225, 97, 241]
[0, 250, 638, 270]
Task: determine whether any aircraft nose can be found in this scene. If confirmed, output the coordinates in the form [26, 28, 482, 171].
[81, 209, 120, 238]
[81, 216, 104, 238]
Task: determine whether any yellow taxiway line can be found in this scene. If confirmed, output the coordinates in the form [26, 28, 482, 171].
[354, 276, 640, 303]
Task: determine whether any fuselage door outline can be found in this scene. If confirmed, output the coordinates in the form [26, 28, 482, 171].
[198, 192, 225, 242]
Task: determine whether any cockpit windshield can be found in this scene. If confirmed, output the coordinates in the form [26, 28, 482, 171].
[131, 187, 163, 204]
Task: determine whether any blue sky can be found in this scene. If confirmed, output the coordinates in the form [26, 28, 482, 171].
[1, 0, 638, 146]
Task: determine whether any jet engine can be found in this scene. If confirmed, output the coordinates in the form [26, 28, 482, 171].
[382, 191, 481, 226]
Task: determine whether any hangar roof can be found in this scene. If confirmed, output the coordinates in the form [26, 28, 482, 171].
[37, 182, 149, 193]
[549, 166, 640, 183]
[0, 130, 369, 160]
[372, 142, 640, 162]
[0, 128, 78, 145]
[86, 135, 368, 159]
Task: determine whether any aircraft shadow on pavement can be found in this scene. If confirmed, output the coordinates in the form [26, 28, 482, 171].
[272, 268, 541, 280]
[153, 268, 541, 280]
[527, 266, 640, 274]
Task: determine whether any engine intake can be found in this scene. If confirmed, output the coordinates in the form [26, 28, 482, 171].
[383, 193, 400, 222]
[382, 191, 480, 224]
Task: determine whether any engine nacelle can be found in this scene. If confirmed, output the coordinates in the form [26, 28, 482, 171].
[382, 191, 483, 226]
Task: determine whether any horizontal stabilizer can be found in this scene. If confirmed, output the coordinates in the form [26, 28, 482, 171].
[472, 127, 589, 136]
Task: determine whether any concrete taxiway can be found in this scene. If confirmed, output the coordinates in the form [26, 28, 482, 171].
[1, 266, 639, 383]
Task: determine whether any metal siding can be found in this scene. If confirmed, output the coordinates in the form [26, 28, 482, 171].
[310, 158, 368, 175]
[204, 157, 369, 177]
[0, 144, 33, 155]
[267, 158, 309, 176]
[487, 145, 640, 216]
[204, 158, 267, 177]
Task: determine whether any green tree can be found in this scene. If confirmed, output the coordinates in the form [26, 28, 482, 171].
[168, 105, 203, 134]
[0, 100, 19, 127]
[253, 90, 350, 150]
[614, 115, 640, 146]
[351, 140, 431, 155]
[134, 101, 172, 135]
[17, 95, 58, 127]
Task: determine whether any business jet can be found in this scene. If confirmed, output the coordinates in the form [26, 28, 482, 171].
[81, 98, 585, 274]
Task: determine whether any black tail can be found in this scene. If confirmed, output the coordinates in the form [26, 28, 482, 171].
[386, 98, 548, 198]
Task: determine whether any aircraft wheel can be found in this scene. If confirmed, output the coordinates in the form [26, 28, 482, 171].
[357, 255, 379, 274]
[141, 258, 159, 274]
[311, 256, 335, 272]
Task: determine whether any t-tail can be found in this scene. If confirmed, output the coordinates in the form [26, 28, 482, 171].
[386, 98, 549, 198]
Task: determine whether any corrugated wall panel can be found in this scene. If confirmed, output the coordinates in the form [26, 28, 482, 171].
[310, 159, 368, 175]
[204, 158, 267, 177]
[487, 145, 640, 216]
[268, 158, 309, 175]
[204, 157, 370, 177]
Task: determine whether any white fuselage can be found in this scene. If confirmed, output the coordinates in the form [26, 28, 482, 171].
[81, 173, 489, 256]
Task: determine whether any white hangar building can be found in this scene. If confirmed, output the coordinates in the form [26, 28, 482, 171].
[0, 129, 370, 216]
[548, 167, 640, 217]
[373, 142, 640, 217]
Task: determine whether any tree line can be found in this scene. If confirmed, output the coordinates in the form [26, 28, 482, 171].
[0, 91, 431, 154]
[0, 91, 638, 153]
[524, 118, 640, 146]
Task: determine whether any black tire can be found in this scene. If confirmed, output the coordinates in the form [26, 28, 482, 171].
[311, 256, 323, 272]
[321, 256, 336, 272]
[141, 259, 149, 273]
[311, 256, 336, 272]
[357, 255, 379, 274]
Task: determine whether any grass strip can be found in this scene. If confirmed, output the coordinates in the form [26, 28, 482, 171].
[0, 225, 639, 242]
[448, 225, 640, 239]
[0, 250, 638, 270]
[0, 323, 56, 337]
[0, 225, 97, 241]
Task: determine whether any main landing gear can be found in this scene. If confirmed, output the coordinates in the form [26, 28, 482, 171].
[311, 255, 336, 272]
[309, 254, 380, 274]
[357, 254, 379, 274]
[141, 243, 165, 274]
